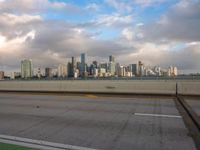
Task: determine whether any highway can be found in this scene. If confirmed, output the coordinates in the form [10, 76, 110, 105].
[0, 93, 197, 150]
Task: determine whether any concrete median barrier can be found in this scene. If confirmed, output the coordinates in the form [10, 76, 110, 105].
[0, 80, 177, 95]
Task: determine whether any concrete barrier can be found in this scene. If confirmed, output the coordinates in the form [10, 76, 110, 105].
[178, 81, 200, 96]
[0, 80, 176, 95]
[0, 80, 199, 95]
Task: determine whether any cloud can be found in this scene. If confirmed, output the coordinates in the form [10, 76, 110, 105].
[133, 0, 167, 6]
[105, 0, 132, 13]
[85, 3, 100, 12]
[0, 0, 200, 74]
[0, 0, 82, 15]
[0, 14, 135, 71]
[0, 13, 42, 25]
[139, 0, 200, 42]
[79, 13, 133, 28]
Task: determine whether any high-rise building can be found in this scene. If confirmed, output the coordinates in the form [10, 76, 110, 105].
[99, 63, 108, 72]
[80, 53, 87, 76]
[109, 55, 115, 62]
[37, 68, 41, 78]
[108, 56, 115, 76]
[0, 71, 4, 80]
[173, 67, 178, 76]
[130, 64, 138, 76]
[108, 62, 115, 76]
[168, 66, 178, 76]
[153, 66, 161, 76]
[71, 57, 77, 76]
[45, 67, 53, 78]
[67, 62, 72, 77]
[92, 61, 98, 68]
[21, 59, 33, 78]
[99, 68, 106, 77]
[115, 63, 121, 77]
[58, 64, 67, 78]
[138, 61, 144, 76]
[119, 66, 126, 77]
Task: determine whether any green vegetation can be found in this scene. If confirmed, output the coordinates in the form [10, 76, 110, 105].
[0, 143, 37, 150]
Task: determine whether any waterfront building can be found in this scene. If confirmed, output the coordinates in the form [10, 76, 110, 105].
[108, 56, 115, 76]
[0, 71, 4, 80]
[80, 53, 87, 77]
[45, 67, 53, 78]
[138, 61, 145, 76]
[109, 55, 115, 62]
[37, 68, 41, 78]
[108, 62, 115, 76]
[58, 64, 67, 78]
[99, 68, 106, 77]
[21, 59, 33, 78]
[130, 64, 139, 76]
[168, 66, 178, 76]
[71, 56, 77, 77]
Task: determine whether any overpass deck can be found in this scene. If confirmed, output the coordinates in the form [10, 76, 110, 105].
[0, 93, 198, 150]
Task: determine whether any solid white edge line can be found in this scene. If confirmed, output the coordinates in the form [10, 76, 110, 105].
[134, 113, 182, 118]
[0, 139, 62, 150]
[0, 134, 100, 150]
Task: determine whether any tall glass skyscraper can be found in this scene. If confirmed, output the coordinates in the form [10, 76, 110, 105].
[108, 55, 115, 76]
[80, 53, 86, 75]
[81, 53, 85, 65]
[21, 59, 33, 78]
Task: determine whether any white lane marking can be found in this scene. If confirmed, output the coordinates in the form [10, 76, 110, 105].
[0, 139, 62, 150]
[0, 134, 100, 150]
[134, 113, 182, 118]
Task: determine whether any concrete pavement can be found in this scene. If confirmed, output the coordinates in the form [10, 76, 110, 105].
[0, 93, 197, 150]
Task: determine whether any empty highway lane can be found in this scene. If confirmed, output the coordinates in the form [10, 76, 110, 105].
[0, 93, 197, 150]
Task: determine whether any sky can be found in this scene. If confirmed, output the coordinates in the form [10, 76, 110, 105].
[0, 0, 200, 74]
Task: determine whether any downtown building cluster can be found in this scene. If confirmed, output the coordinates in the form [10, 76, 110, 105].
[0, 53, 178, 80]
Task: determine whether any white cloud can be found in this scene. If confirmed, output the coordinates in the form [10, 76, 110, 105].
[134, 0, 166, 6]
[0, 13, 42, 26]
[86, 3, 100, 12]
[105, 0, 132, 13]
[50, 2, 66, 9]
[98, 13, 132, 26]
[0, 0, 200, 73]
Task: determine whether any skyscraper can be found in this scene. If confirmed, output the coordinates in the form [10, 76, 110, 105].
[108, 62, 116, 76]
[45, 67, 53, 78]
[131, 64, 139, 76]
[37, 68, 41, 78]
[21, 59, 33, 78]
[109, 55, 115, 62]
[71, 56, 77, 77]
[92, 61, 98, 68]
[80, 53, 87, 76]
[81, 53, 86, 65]
[168, 66, 178, 76]
[138, 61, 144, 76]
[108, 55, 115, 76]
[58, 64, 67, 78]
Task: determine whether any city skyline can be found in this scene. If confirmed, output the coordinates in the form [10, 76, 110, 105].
[0, 0, 200, 74]
[0, 53, 179, 79]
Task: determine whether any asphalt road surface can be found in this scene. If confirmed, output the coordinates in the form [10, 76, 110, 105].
[0, 93, 197, 150]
